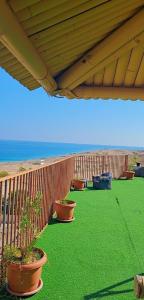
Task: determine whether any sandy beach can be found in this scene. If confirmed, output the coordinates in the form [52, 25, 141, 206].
[0, 149, 144, 176]
[0, 156, 62, 176]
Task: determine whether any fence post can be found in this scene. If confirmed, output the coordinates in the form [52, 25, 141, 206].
[125, 155, 128, 170]
[102, 156, 105, 173]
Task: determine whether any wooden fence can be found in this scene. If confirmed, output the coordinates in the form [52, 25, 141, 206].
[74, 155, 128, 180]
[0, 156, 74, 284]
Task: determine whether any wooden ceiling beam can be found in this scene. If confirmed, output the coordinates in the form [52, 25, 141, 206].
[0, 0, 57, 93]
[73, 86, 144, 101]
[58, 8, 144, 90]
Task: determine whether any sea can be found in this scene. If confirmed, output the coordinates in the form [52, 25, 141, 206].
[0, 140, 144, 162]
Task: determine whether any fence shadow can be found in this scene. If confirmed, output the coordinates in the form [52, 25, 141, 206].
[83, 275, 139, 299]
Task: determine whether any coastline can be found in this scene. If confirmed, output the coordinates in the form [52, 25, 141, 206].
[0, 149, 144, 176]
[0, 155, 62, 176]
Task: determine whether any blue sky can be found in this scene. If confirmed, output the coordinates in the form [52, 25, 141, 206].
[0, 67, 144, 147]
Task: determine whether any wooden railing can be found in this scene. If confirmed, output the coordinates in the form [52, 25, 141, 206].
[74, 155, 128, 180]
[0, 154, 129, 283]
[0, 156, 74, 283]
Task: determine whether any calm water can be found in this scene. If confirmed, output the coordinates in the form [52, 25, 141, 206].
[0, 140, 144, 162]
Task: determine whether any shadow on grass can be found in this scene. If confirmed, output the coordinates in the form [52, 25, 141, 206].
[1, 285, 43, 299]
[87, 187, 107, 191]
[83, 275, 138, 299]
[48, 218, 59, 225]
[86, 187, 94, 191]
[70, 189, 86, 192]
[0, 286, 18, 299]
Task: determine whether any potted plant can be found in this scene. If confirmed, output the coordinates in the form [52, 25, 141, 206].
[71, 178, 85, 190]
[123, 161, 135, 179]
[4, 191, 47, 297]
[123, 155, 139, 179]
[123, 170, 135, 179]
[55, 199, 76, 222]
[134, 274, 144, 298]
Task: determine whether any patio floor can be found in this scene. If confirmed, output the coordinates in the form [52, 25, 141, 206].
[2, 178, 144, 300]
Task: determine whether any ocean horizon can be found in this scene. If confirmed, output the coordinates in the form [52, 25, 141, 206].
[0, 140, 144, 162]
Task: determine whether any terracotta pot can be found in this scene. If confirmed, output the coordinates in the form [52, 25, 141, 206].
[55, 200, 76, 222]
[73, 179, 85, 190]
[7, 248, 47, 296]
[123, 170, 135, 179]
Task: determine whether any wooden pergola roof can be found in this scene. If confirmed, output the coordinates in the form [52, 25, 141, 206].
[1, 0, 144, 100]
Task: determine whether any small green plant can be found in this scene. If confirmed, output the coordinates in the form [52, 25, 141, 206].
[18, 166, 26, 172]
[60, 199, 70, 205]
[128, 155, 139, 171]
[0, 170, 9, 178]
[3, 191, 42, 264]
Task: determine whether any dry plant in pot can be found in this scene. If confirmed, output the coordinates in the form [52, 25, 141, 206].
[134, 275, 144, 298]
[71, 178, 85, 190]
[123, 156, 137, 179]
[55, 199, 76, 222]
[3, 192, 47, 297]
[123, 170, 135, 179]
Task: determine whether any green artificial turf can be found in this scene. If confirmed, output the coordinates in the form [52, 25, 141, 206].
[2, 178, 144, 300]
